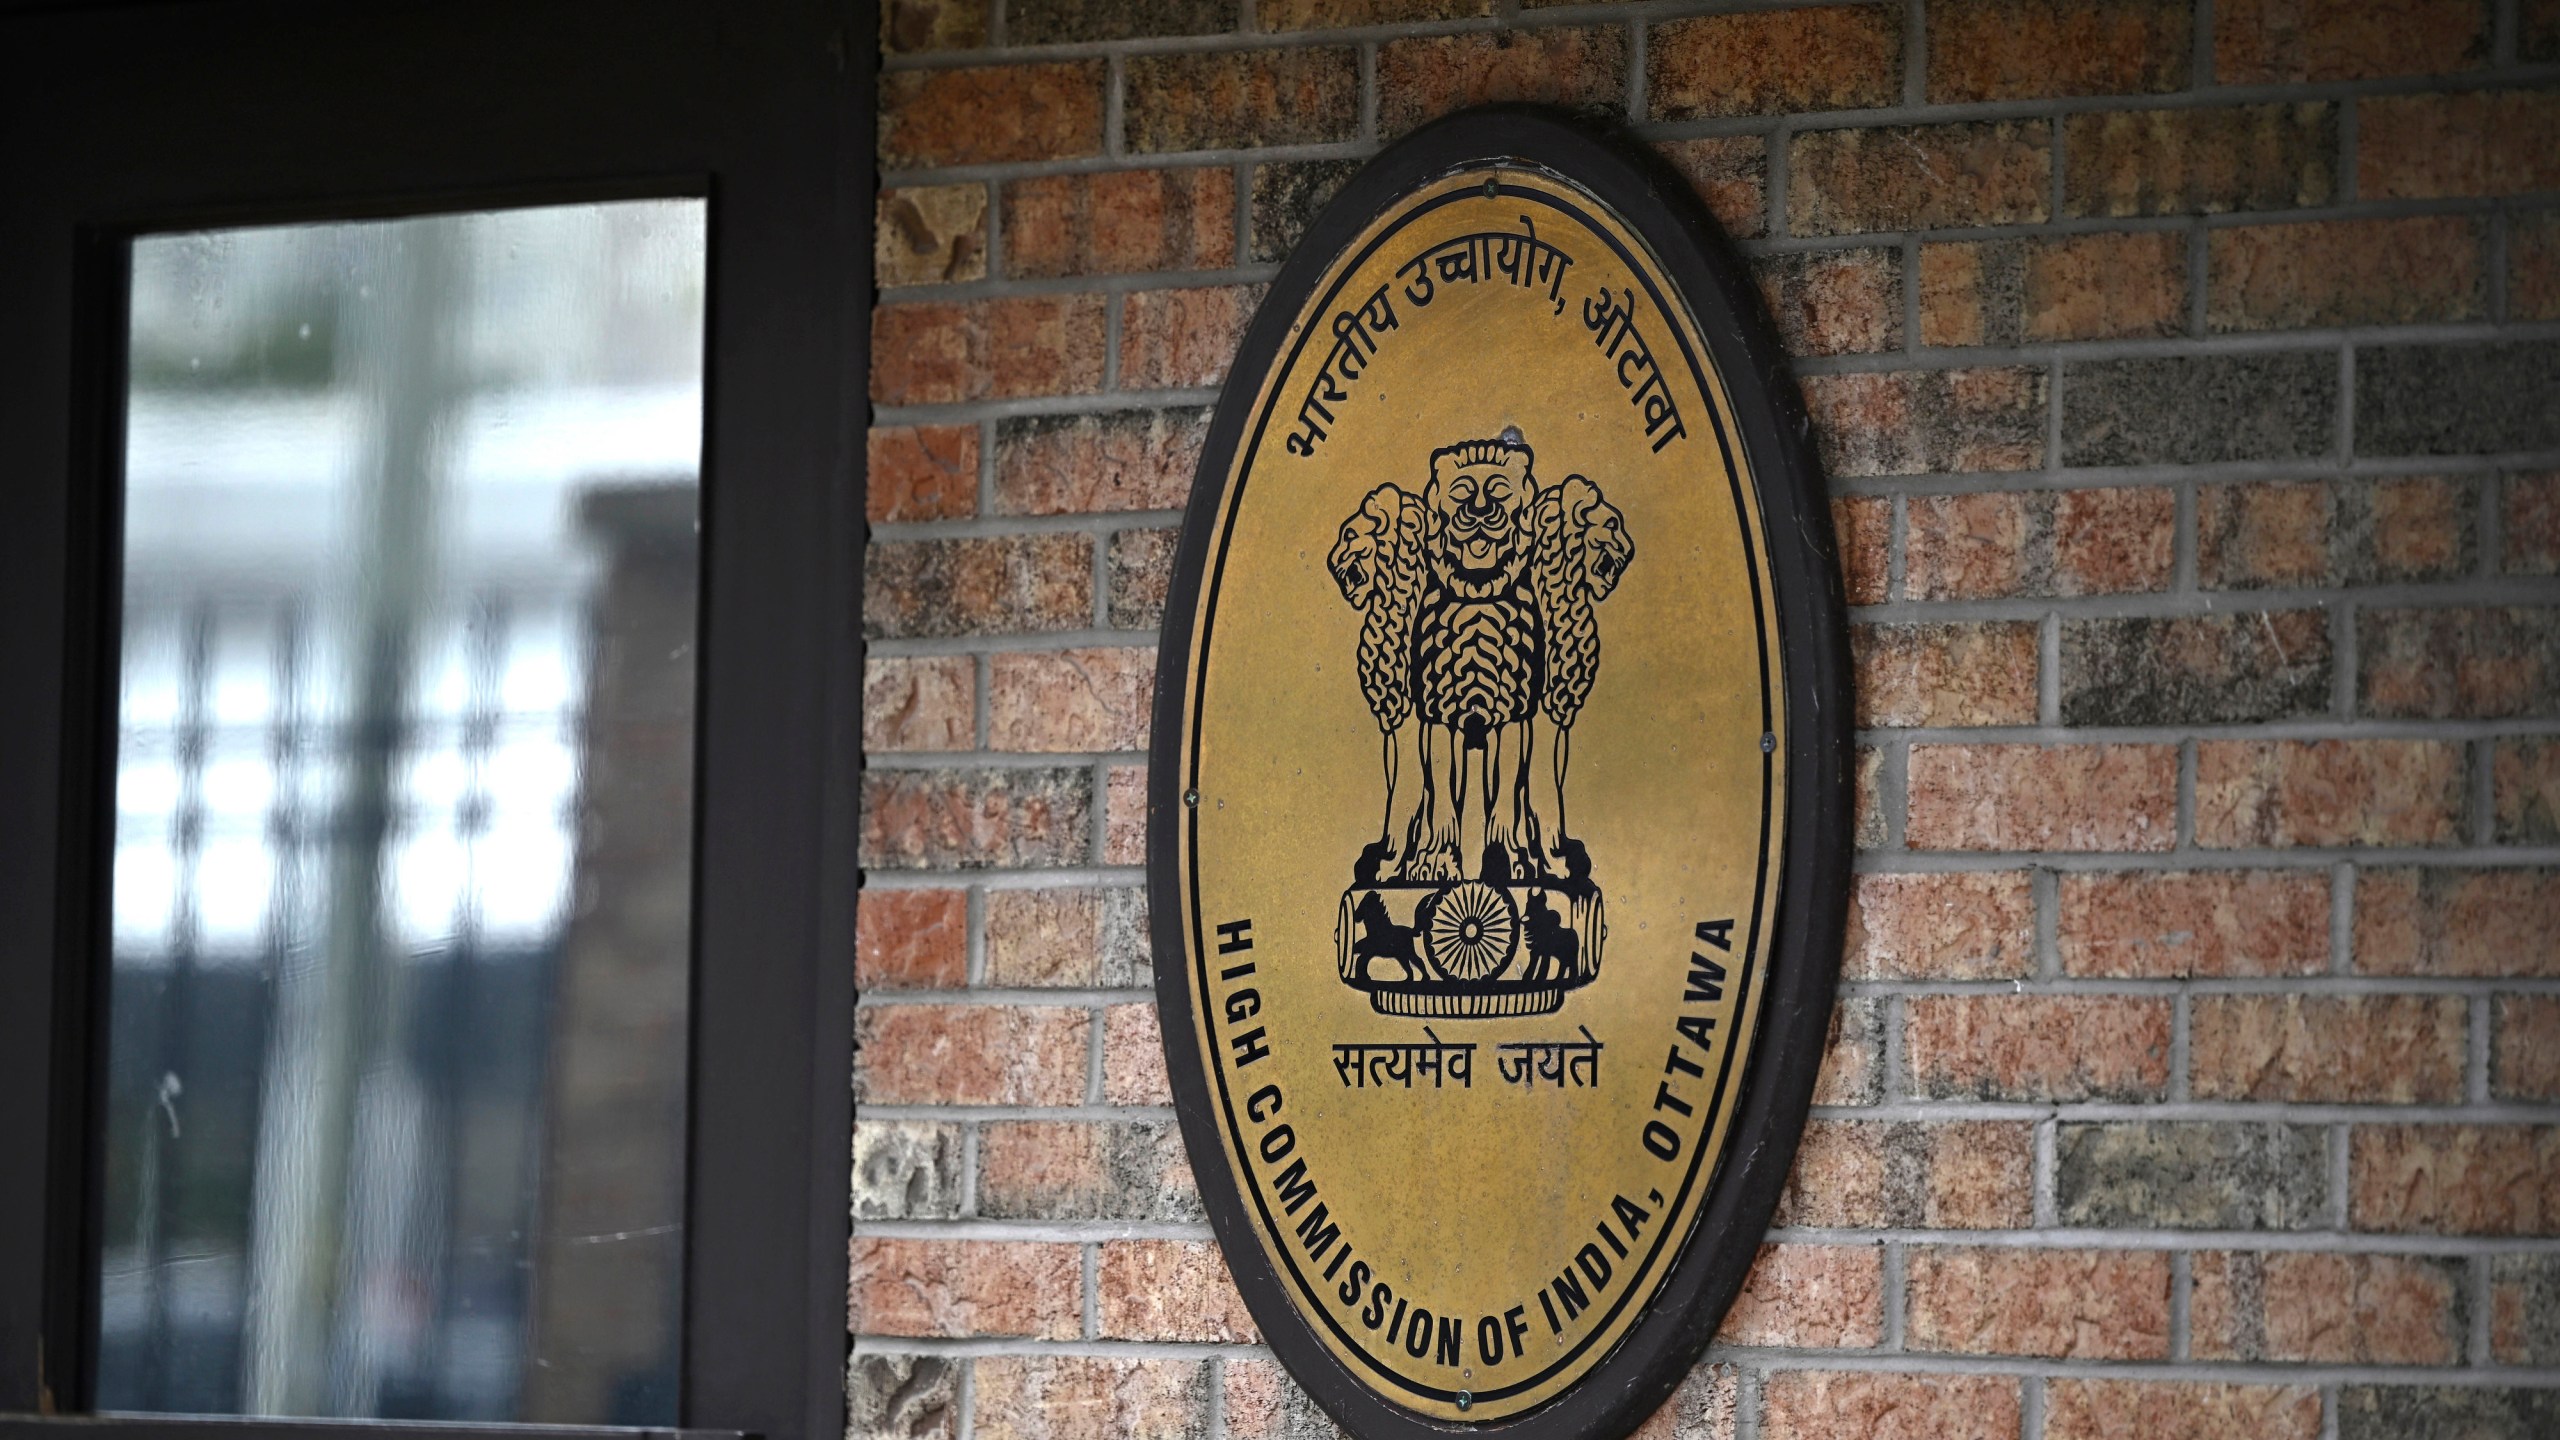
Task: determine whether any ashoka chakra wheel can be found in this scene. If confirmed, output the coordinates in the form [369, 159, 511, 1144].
[1423, 881, 1518, 981]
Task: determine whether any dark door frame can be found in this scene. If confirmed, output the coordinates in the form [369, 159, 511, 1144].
[0, 6, 871, 1440]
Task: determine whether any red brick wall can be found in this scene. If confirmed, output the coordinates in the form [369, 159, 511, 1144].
[855, 2, 2560, 1437]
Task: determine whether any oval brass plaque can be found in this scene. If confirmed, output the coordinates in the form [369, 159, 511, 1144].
[1151, 112, 1850, 1439]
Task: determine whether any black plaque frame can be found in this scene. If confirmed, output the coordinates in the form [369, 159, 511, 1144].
[1147, 108, 1852, 1440]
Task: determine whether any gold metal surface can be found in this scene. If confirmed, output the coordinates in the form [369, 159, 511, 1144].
[1173, 165, 1787, 1423]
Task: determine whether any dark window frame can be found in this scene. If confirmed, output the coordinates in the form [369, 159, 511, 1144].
[0, 6, 870, 1440]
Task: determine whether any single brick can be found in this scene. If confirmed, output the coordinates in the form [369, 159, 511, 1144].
[2197, 476, 2474, 589]
[984, 886, 1149, 987]
[2338, 1388, 2560, 1440]
[2355, 868, 2560, 978]
[878, 62, 1105, 169]
[1648, 6, 1901, 119]
[1832, 496, 1888, 605]
[1852, 621, 2038, 728]
[2358, 341, 2560, 458]
[1109, 528, 1179, 630]
[848, 1237, 1081, 1338]
[1103, 764, 1148, 865]
[876, 184, 988, 288]
[881, 0, 985, 55]
[865, 655, 975, 753]
[1906, 1247, 2171, 1359]
[868, 424, 978, 524]
[1630, 1366, 1738, 1440]
[1801, 368, 2045, 477]
[2495, 996, 2560, 1101]
[2060, 611, 2331, 726]
[1119, 284, 1262, 391]
[849, 1355, 957, 1440]
[2491, 1253, 2560, 1364]
[1655, 136, 1768, 239]
[1103, 1001, 1171, 1104]
[1757, 1372, 2021, 1440]
[1097, 1240, 1258, 1342]
[1854, 746, 1885, 850]
[996, 409, 1204, 518]
[1928, 0, 2190, 102]
[1789, 121, 2050, 236]
[1814, 993, 1884, 1106]
[2191, 994, 2468, 1104]
[1005, 169, 1234, 280]
[865, 533, 1092, 639]
[1906, 994, 2172, 1102]
[2207, 216, 2485, 331]
[1008, 0, 1230, 44]
[2192, 1251, 2466, 1365]
[859, 767, 1094, 870]
[2046, 1380, 2320, 1440]
[2062, 352, 2336, 467]
[858, 886, 968, 989]
[2217, 0, 2487, 82]
[972, 1356, 1208, 1440]
[1921, 232, 2187, 347]
[2194, 739, 2468, 849]
[2359, 606, 2560, 719]
[2507, 473, 2560, 573]
[852, 1120, 963, 1220]
[854, 1004, 1091, 1105]
[1756, 247, 1903, 357]
[1375, 28, 1629, 138]
[988, 647, 1156, 754]
[2495, 738, 2560, 843]
[870, 294, 1108, 405]
[1846, 871, 2035, 980]
[2063, 103, 2336, 217]
[979, 1119, 1201, 1222]
[1716, 1243, 1885, 1349]
[1220, 1358, 1347, 1440]
[1259, 0, 1492, 27]
[1775, 1118, 2036, 1229]
[2059, 870, 2329, 978]
[2056, 1121, 2331, 1230]
[1904, 488, 2175, 600]
[2357, 89, 2560, 201]
[2350, 1125, 2560, 1235]
[2516, 212, 2560, 321]
[1906, 743, 2178, 852]
[1249, 159, 1360, 264]
[1124, 48, 1358, 153]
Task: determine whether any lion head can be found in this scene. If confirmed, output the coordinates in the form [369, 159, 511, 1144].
[1425, 436, 1534, 583]
[1556, 474, 1633, 601]
[1328, 485, 1405, 608]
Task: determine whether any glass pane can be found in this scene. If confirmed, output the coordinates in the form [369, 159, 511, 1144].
[97, 200, 707, 1425]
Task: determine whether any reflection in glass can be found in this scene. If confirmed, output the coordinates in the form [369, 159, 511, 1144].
[99, 201, 706, 1425]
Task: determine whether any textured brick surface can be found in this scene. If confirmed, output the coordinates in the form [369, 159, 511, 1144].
[867, 534, 1092, 639]
[2063, 352, 2337, 466]
[1102, 1002, 1172, 1104]
[1125, 49, 1358, 152]
[1375, 28, 1628, 137]
[869, 424, 979, 524]
[849, 1354, 957, 1440]
[2191, 1251, 2466, 1364]
[881, 0, 984, 55]
[2060, 870, 2330, 978]
[2057, 1122, 2331, 1230]
[2358, 89, 2560, 200]
[2190, 994, 2468, 1104]
[2338, 1387, 2560, 1440]
[1097, 1240, 1258, 1341]
[983, 886, 1149, 987]
[849, 1238, 1082, 1338]
[880, 64, 1106, 168]
[1775, 1119, 2036, 1229]
[1004, 169, 1234, 279]
[2217, 0, 2488, 83]
[1906, 1247, 2170, 1358]
[878, 184, 989, 287]
[1756, 248, 1902, 357]
[2063, 104, 2336, 217]
[979, 1119, 1200, 1221]
[1716, 1243, 1885, 1348]
[1801, 368, 2045, 477]
[1757, 1372, 2021, 1440]
[866, 655, 975, 752]
[2207, 216, 2485, 330]
[1657, 136, 1768, 238]
[1814, 994, 1884, 1106]
[1846, 871, 2034, 980]
[1905, 488, 2175, 600]
[2508, 473, 2560, 574]
[1906, 744, 2177, 851]
[1921, 232, 2186, 346]
[855, 1006, 1092, 1105]
[1119, 285, 1262, 390]
[2359, 606, 2560, 719]
[859, 887, 968, 989]
[2356, 341, 2560, 457]
[1905, 994, 2172, 1102]
[1852, 622, 2037, 727]
[1832, 495, 1889, 605]
[2198, 476, 2473, 589]
[1009, 0, 1232, 45]
[2494, 996, 2560, 1101]
[973, 1356, 1209, 1440]
[1108, 528, 1179, 630]
[996, 409, 1205, 517]
[2060, 611, 2331, 726]
[1647, 6, 1900, 119]
[1249, 158, 1360, 263]
[1790, 121, 2050, 236]
[1927, 0, 2191, 102]
[860, 767, 1094, 870]
[854, 1121, 963, 1220]
[2493, 1254, 2560, 1364]
[2194, 739, 2467, 848]
[2356, 868, 2560, 977]
[2351, 1125, 2560, 1234]
[871, 295, 1109, 406]
[2045, 1380, 2320, 1440]
[988, 647, 1155, 753]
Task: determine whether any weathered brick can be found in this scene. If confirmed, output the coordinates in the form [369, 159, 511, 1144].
[1761, 1373, 2021, 1439]
[868, 424, 978, 524]
[1814, 993, 1883, 1106]
[2359, 606, 2560, 719]
[1103, 1001, 1171, 1104]
[2356, 868, 2560, 977]
[2063, 103, 2336, 217]
[1097, 1240, 1258, 1342]
[2357, 89, 2560, 200]
[879, 62, 1105, 168]
[1119, 284, 1261, 391]
[1376, 28, 1628, 138]
[2492, 1253, 2560, 1364]
[1846, 871, 2034, 980]
[1775, 1118, 2035, 1229]
[1648, 6, 1900, 119]
[1220, 1358, 1346, 1440]
[996, 409, 1204, 518]
[877, 184, 989, 288]
[2046, 1380, 2321, 1440]
[853, 1120, 963, 1220]
[1789, 121, 2050, 235]
[1109, 528, 1179, 630]
[1921, 232, 2186, 347]
[859, 886, 968, 989]
[1249, 159, 1359, 264]
[1904, 488, 2176, 600]
[984, 886, 1149, 987]
[2063, 351, 2336, 466]
[861, 767, 1094, 870]
[1907, 743, 2178, 852]
[849, 1238, 1081, 1338]
[980, 1119, 1201, 1222]
[2217, 0, 2487, 82]
[1103, 764, 1148, 865]
[1004, 169, 1234, 280]
[2059, 870, 2329, 978]
[850, 1355, 957, 1440]
[865, 655, 975, 753]
[1907, 994, 2171, 1102]
[2194, 739, 2468, 848]
[1656, 136, 1769, 239]
[2192, 994, 2468, 1104]
[1831, 496, 1888, 605]
[2192, 1251, 2466, 1365]
[2061, 611, 2330, 726]
[2197, 476, 2474, 588]
[1260, 0, 1491, 27]
[2494, 996, 2560, 1101]
[1852, 622, 2038, 727]
[973, 1356, 1208, 1440]
[866, 533, 1092, 639]
[2338, 1388, 2560, 1440]
[1928, 0, 2190, 102]
[2351, 1125, 2560, 1234]
[2358, 341, 2560, 458]
[1125, 49, 1358, 153]
[2495, 739, 2560, 843]
[1756, 247, 1902, 357]
[2507, 472, 2560, 573]
[1854, 745, 1885, 850]
[871, 294, 1108, 406]
[855, 1004, 1091, 1105]
[2208, 216, 2485, 331]
[882, 0, 984, 55]
[1802, 368, 2045, 477]
[1906, 1248, 2170, 1359]
[2057, 1121, 2331, 1230]
[1630, 1366, 1738, 1440]
[988, 647, 1155, 753]
[1008, 0, 1230, 44]
[1717, 1244, 1884, 1349]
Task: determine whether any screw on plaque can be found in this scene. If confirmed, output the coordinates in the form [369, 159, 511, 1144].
[1481, 176, 1497, 198]
[1761, 732, 1776, 753]
[1456, 1391, 1472, 1412]
[1184, 789, 1200, 807]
